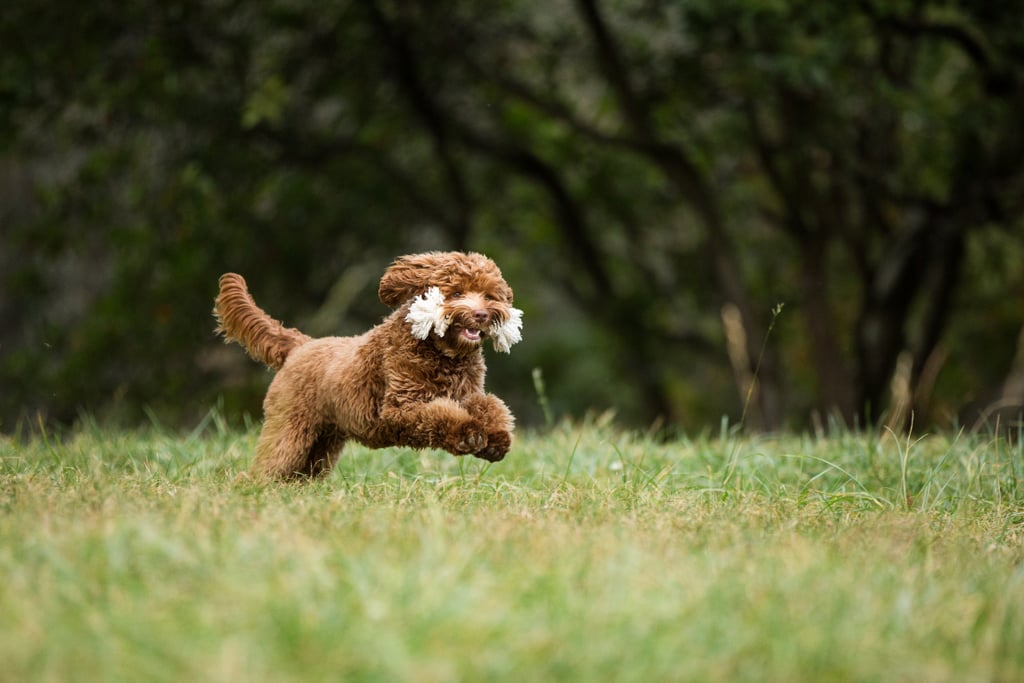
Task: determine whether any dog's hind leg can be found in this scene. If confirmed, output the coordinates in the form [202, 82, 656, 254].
[250, 407, 321, 481]
[297, 427, 346, 479]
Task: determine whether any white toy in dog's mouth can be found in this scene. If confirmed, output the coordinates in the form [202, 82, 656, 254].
[406, 287, 451, 340]
[406, 286, 523, 353]
[489, 306, 523, 353]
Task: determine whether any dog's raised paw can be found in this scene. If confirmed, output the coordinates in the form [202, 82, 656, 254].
[475, 446, 506, 463]
[452, 423, 488, 454]
[475, 431, 511, 462]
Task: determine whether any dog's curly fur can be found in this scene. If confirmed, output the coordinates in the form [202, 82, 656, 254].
[213, 251, 519, 481]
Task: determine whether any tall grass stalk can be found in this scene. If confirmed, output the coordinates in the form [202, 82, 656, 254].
[740, 302, 785, 428]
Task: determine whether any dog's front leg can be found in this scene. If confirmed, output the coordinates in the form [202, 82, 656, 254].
[461, 393, 514, 462]
[377, 398, 487, 455]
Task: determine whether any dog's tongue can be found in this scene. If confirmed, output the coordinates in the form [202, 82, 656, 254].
[462, 328, 481, 341]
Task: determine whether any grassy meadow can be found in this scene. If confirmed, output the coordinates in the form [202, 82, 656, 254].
[1, 413, 1023, 682]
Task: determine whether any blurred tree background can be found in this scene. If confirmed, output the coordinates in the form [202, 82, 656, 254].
[2, 0, 1023, 434]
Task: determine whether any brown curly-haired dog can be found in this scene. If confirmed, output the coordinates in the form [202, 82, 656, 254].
[213, 252, 523, 481]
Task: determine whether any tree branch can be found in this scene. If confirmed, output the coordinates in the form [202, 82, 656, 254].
[743, 101, 811, 240]
[860, 2, 1015, 95]
[244, 125, 457, 231]
[572, 0, 782, 426]
[455, 126, 615, 298]
[573, 0, 653, 135]
[365, 1, 474, 246]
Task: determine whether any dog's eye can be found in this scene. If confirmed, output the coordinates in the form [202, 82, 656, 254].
[451, 291, 463, 299]
[484, 294, 495, 301]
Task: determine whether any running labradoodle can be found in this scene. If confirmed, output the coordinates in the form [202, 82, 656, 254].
[213, 251, 523, 481]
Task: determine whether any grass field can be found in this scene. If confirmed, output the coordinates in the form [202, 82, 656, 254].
[2, 413, 1023, 682]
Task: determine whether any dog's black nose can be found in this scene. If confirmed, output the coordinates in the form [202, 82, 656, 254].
[473, 309, 489, 324]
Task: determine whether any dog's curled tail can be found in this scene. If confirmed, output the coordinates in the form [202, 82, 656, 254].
[213, 273, 312, 370]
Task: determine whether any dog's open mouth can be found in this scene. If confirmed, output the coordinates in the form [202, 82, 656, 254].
[460, 327, 483, 342]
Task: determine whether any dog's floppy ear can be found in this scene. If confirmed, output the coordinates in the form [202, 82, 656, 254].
[378, 253, 444, 307]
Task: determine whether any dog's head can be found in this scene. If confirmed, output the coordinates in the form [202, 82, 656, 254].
[379, 251, 523, 354]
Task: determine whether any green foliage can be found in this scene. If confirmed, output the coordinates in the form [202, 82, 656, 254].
[2, 0, 1023, 431]
[2, 421, 1023, 680]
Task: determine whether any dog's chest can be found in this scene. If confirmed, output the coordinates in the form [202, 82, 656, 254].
[416, 355, 483, 399]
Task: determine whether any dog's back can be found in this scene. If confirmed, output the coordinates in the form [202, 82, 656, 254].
[213, 273, 312, 369]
